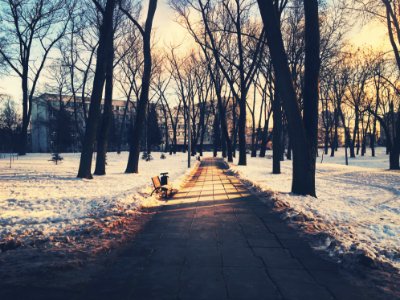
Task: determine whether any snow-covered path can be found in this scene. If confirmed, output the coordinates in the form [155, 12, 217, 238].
[230, 148, 400, 271]
[0, 152, 195, 243]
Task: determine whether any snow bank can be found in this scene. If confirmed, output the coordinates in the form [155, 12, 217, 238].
[230, 147, 400, 271]
[0, 152, 196, 243]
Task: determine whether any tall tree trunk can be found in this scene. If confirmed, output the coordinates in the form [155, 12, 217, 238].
[389, 148, 400, 169]
[172, 128, 178, 154]
[213, 111, 220, 157]
[77, 0, 116, 179]
[390, 111, 400, 169]
[287, 137, 292, 160]
[232, 99, 237, 158]
[94, 29, 114, 176]
[299, 0, 320, 195]
[198, 103, 205, 156]
[146, 104, 151, 154]
[350, 110, 358, 158]
[183, 114, 187, 153]
[238, 95, 247, 165]
[280, 118, 286, 161]
[324, 126, 329, 155]
[371, 115, 377, 157]
[259, 116, 270, 157]
[339, 108, 353, 159]
[257, 0, 320, 196]
[191, 115, 198, 156]
[218, 102, 233, 162]
[389, 123, 400, 170]
[272, 92, 282, 174]
[250, 119, 257, 157]
[221, 136, 227, 158]
[330, 108, 339, 157]
[125, 0, 157, 173]
[371, 111, 395, 168]
[356, 126, 361, 155]
[251, 85, 257, 158]
[19, 72, 29, 155]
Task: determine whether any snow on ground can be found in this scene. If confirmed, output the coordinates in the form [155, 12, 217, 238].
[230, 147, 400, 271]
[0, 152, 196, 244]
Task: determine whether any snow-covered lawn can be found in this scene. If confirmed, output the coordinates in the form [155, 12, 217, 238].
[230, 147, 400, 271]
[0, 152, 195, 244]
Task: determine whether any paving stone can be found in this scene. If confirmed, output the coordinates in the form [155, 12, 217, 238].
[309, 269, 383, 300]
[184, 245, 222, 267]
[248, 237, 282, 248]
[253, 247, 303, 269]
[179, 267, 227, 300]
[221, 245, 263, 268]
[148, 246, 186, 266]
[129, 266, 181, 300]
[224, 267, 282, 300]
[267, 268, 334, 300]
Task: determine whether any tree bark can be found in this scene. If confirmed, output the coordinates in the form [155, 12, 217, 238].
[238, 95, 247, 165]
[272, 91, 282, 174]
[19, 72, 29, 155]
[125, 0, 157, 173]
[94, 28, 114, 176]
[330, 108, 339, 157]
[390, 110, 400, 169]
[257, 0, 320, 196]
[259, 115, 270, 158]
[77, 0, 116, 179]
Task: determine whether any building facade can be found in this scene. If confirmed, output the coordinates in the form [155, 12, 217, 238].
[30, 93, 135, 152]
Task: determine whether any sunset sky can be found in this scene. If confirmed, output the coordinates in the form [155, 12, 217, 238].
[0, 0, 392, 102]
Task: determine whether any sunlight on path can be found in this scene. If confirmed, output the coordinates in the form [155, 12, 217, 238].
[75, 158, 387, 300]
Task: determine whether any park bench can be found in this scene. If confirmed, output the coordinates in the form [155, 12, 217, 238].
[151, 176, 173, 199]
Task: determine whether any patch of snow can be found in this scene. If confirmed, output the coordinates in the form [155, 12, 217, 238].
[0, 152, 195, 243]
[230, 147, 400, 271]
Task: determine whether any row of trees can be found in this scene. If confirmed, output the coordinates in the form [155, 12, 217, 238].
[319, 50, 400, 169]
[0, 0, 399, 197]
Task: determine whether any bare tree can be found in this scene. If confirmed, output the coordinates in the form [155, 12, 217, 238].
[171, 0, 265, 165]
[94, 6, 129, 175]
[256, 59, 274, 158]
[77, 0, 117, 179]
[58, 3, 100, 140]
[193, 54, 213, 156]
[0, 0, 72, 155]
[345, 52, 371, 157]
[355, 0, 400, 168]
[115, 23, 143, 153]
[257, 0, 321, 196]
[151, 54, 171, 153]
[121, 0, 158, 174]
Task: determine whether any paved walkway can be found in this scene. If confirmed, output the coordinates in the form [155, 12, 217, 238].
[76, 158, 382, 300]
